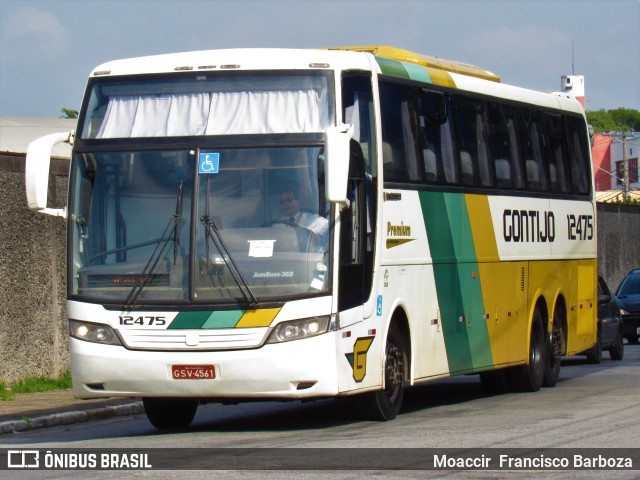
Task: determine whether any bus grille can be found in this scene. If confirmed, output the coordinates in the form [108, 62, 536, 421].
[118, 328, 268, 351]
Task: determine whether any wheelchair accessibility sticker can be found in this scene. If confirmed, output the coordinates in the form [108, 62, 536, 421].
[199, 152, 220, 174]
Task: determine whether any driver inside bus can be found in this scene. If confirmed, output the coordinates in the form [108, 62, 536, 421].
[278, 188, 328, 241]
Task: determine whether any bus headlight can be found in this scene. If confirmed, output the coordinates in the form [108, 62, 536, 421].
[69, 320, 122, 346]
[266, 316, 330, 344]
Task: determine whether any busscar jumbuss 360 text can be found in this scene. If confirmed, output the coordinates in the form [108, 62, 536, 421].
[26, 46, 597, 429]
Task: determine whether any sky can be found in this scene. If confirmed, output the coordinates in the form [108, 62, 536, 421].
[0, 0, 638, 118]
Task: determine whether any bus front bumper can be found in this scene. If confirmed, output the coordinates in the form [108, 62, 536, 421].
[69, 333, 339, 400]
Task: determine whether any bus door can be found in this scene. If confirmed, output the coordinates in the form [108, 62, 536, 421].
[338, 141, 372, 313]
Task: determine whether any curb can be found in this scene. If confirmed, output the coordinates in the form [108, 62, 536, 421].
[0, 401, 144, 434]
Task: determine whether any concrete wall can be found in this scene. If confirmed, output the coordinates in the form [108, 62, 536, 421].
[597, 202, 640, 291]
[1, 154, 639, 383]
[0, 155, 68, 384]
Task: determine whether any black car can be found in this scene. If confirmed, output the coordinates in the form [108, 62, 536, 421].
[615, 268, 640, 344]
[585, 276, 625, 363]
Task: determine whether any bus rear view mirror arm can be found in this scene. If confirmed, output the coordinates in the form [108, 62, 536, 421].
[25, 131, 74, 218]
[324, 123, 353, 206]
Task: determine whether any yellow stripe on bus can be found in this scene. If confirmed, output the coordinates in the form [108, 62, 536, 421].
[464, 194, 499, 262]
[235, 308, 281, 328]
[424, 67, 457, 89]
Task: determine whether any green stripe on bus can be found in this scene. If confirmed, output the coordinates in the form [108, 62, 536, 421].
[419, 191, 493, 372]
[202, 310, 245, 328]
[419, 191, 471, 372]
[375, 56, 410, 79]
[169, 310, 246, 329]
[169, 311, 212, 329]
[402, 63, 433, 83]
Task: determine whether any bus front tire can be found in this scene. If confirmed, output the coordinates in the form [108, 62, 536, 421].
[363, 324, 406, 421]
[143, 398, 198, 429]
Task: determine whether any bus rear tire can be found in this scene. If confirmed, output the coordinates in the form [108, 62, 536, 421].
[543, 311, 562, 387]
[363, 324, 406, 421]
[143, 398, 198, 429]
[509, 311, 545, 392]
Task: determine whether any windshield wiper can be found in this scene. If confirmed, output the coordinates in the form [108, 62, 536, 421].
[173, 179, 184, 263]
[201, 215, 259, 308]
[124, 180, 184, 309]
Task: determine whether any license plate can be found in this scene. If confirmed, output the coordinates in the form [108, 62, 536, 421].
[171, 365, 216, 380]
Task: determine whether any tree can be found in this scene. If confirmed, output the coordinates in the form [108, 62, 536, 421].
[60, 108, 78, 119]
[587, 108, 640, 133]
[609, 108, 640, 131]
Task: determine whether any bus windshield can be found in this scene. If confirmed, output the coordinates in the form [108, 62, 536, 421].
[70, 70, 334, 306]
[69, 143, 330, 305]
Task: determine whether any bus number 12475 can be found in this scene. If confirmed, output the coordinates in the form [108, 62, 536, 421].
[119, 316, 167, 326]
[567, 214, 594, 241]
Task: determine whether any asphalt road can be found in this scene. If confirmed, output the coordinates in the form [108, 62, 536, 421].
[2, 344, 640, 480]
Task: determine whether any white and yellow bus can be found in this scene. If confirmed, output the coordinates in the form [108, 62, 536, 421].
[26, 46, 597, 428]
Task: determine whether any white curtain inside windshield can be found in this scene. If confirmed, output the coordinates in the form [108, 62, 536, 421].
[82, 73, 332, 138]
[96, 91, 328, 138]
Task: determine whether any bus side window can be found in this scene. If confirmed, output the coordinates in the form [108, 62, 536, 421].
[476, 107, 493, 187]
[506, 106, 526, 189]
[451, 97, 473, 186]
[379, 81, 422, 183]
[342, 72, 376, 178]
[544, 113, 570, 193]
[565, 116, 590, 195]
[487, 103, 517, 189]
[440, 116, 457, 184]
[418, 89, 457, 184]
[520, 108, 548, 191]
[451, 95, 492, 187]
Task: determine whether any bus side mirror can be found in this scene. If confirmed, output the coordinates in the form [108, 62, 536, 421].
[25, 131, 74, 218]
[324, 124, 353, 206]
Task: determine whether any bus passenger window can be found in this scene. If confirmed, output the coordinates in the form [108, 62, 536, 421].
[440, 120, 457, 184]
[451, 95, 492, 187]
[565, 116, 590, 195]
[418, 89, 457, 184]
[488, 103, 519, 189]
[544, 113, 570, 193]
[380, 81, 421, 183]
[506, 108, 525, 189]
[520, 109, 547, 191]
[342, 73, 376, 177]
